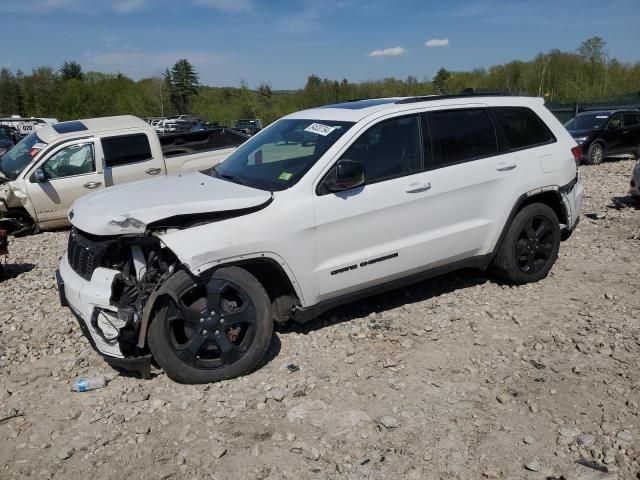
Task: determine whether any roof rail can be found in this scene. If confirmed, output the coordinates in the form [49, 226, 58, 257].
[395, 92, 520, 105]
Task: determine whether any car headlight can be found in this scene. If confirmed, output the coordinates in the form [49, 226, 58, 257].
[574, 136, 589, 145]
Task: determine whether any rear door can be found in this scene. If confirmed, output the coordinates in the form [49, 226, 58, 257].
[423, 108, 521, 260]
[25, 139, 104, 227]
[100, 133, 165, 186]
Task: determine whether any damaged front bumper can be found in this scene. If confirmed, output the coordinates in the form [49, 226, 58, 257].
[57, 255, 151, 377]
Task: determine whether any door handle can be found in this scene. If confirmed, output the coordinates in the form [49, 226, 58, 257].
[83, 181, 102, 189]
[496, 162, 517, 172]
[405, 182, 431, 193]
[145, 167, 162, 175]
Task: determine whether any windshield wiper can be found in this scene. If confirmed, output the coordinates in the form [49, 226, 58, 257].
[219, 173, 249, 186]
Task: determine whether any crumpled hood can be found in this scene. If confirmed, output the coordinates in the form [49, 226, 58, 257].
[70, 172, 272, 236]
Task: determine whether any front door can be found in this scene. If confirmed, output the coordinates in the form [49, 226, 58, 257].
[605, 113, 624, 155]
[313, 113, 433, 301]
[622, 112, 640, 155]
[26, 140, 104, 227]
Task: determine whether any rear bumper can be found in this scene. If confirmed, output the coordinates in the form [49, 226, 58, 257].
[561, 177, 584, 232]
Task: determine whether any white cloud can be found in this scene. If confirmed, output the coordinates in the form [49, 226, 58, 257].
[368, 47, 405, 58]
[111, 0, 146, 13]
[0, 0, 147, 13]
[425, 38, 449, 47]
[191, 0, 253, 13]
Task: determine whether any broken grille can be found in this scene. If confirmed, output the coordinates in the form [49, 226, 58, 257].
[67, 229, 101, 281]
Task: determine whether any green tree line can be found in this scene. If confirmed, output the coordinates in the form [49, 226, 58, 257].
[0, 37, 638, 126]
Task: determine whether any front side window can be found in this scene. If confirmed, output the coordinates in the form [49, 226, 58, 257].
[431, 109, 497, 165]
[339, 114, 423, 183]
[42, 143, 95, 179]
[607, 114, 623, 130]
[102, 134, 152, 167]
[492, 107, 555, 150]
[208, 119, 353, 191]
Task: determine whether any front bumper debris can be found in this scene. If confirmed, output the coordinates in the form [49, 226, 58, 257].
[58, 255, 151, 378]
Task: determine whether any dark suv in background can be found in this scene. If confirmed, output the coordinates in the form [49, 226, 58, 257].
[564, 109, 640, 165]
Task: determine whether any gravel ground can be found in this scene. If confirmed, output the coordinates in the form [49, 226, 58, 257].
[0, 159, 639, 480]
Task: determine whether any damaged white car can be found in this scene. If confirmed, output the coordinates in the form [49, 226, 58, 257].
[57, 94, 584, 383]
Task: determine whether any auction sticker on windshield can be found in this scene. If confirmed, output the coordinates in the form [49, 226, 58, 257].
[304, 123, 336, 136]
[278, 172, 294, 181]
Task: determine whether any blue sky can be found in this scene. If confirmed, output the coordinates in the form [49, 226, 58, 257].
[1, 0, 638, 89]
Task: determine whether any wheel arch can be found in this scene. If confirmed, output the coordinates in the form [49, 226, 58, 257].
[137, 255, 303, 349]
[491, 187, 569, 263]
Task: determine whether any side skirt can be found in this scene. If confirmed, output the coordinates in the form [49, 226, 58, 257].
[292, 253, 493, 324]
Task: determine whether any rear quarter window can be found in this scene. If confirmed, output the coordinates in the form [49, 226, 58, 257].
[102, 134, 152, 167]
[491, 107, 556, 151]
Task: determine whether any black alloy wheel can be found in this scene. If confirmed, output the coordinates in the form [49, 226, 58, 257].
[491, 203, 561, 285]
[165, 277, 257, 369]
[514, 215, 555, 274]
[148, 267, 273, 383]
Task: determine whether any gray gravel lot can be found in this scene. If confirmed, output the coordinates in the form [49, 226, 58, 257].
[1, 159, 639, 479]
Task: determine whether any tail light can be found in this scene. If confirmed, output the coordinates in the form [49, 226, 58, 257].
[571, 146, 581, 165]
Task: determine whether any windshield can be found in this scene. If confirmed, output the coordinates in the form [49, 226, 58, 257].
[207, 118, 354, 191]
[565, 113, 609, 131]
[0, 132, 44, 180]
[0, 128, 11, 141]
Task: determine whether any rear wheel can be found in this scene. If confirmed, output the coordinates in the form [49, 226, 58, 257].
[491, 203, 561, 285]
[148, 267, 273, 384]
[586, 142, 604, 165]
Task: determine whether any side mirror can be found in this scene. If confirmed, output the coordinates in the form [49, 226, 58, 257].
[325, 159, 365, 192]
[33, 169, 47, 183]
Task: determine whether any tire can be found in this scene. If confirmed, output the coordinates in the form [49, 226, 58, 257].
[585, 142, 604, 165]
[148, 267, 273, 384]
[491, 203, 561, 285]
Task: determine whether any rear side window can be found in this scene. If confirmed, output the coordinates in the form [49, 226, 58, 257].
[492, 107, 555, 150]
[430, 109, 497, 165]
[102, 134, 152, 167]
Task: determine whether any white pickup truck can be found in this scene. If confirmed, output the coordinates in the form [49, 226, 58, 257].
[0, 115, 247, 234]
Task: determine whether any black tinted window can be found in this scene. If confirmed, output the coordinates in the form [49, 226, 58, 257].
[431, 109, 497, 165]
[341, 115, 423, 183]
[102, 134, 152, 167]
[492, 107, 555, 150]
[623, 113, 639, 127]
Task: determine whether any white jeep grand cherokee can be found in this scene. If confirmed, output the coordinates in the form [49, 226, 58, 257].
[57, 94, 584, 383]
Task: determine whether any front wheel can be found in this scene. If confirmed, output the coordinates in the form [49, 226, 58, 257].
[585, 142, 604, 165]
[148, 267, 273, 384]
[491, 203, 561, 285]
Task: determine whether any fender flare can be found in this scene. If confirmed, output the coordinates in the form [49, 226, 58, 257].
[137, 254, 305, 348]
[136, 269, 192, 349]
